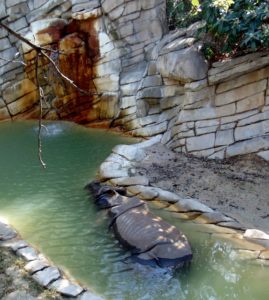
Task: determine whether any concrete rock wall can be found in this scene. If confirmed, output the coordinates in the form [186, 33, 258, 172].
[1, 0, 269, 160]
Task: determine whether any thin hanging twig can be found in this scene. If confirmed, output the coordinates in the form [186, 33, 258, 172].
[35, 53, 46, 168]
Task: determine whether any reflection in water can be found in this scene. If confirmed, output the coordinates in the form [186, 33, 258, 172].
[0, 121, 268, 300]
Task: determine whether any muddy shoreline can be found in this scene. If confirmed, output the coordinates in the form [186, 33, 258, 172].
[135, 143, 269, 233]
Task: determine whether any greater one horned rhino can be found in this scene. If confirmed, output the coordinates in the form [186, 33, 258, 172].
[86, 181, 192, 269]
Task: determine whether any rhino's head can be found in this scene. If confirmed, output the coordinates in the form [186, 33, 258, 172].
[85, 181, 127, 208]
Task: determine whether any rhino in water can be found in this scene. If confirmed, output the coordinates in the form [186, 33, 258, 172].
[86, 181, 192, 269]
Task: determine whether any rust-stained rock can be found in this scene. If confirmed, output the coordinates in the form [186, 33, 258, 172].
[2, 79, 37, 104]
[30, 18, 67, 46]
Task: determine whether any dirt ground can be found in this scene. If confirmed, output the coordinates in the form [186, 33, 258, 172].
[135, 143, 269, 233]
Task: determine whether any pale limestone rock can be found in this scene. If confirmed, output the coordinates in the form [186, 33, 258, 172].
[112, 145, 145, 162]
[139, 115, 159, 126]
[186, 133, 215, 152]
[17, 247, 39, 261]
[177, 103, 236, 123]
[157, 46, 208, 83]
[120, 96, 136, 109]
[209, 52, 269, 84]
[99, 162, 130, 179]
[5, 240, 28, 251]
[244, 229, 269, 240]
[196, 125, 218, 135]
[184, 79, 208, 91]
[131, 121, 167, 137]
[127, 185, 159, 200]
[9, 17, 28, 32]
[32, 267, 61, 287]
[26, 0, 68, 23]
[185, 87, 214, 106]
[238, 110, 269, 126]
[221, 109, 259, 125]
[78, 291, 105, 300]
[49, 279, 84, 297]
[24, 259, 49, 274]
[215, 80, 266, 106]
[257, 150, 269, 161]
[216, 66, 269, 94]
[218, 221, 245, 230]
[236, 92, 264, 113]
[0, 221, 17, 240]
[195, 212, 234, 224]
[234, 120, 269, 141]
[94, 75, 119, 93]
[160, 37, 196, 55]
[155, 189, 182, 203]
[215, 129, 234, 146]
[137, 87, 163, 99]
[174, 198, 214, 213]
[140, 75, 162, 88]
[226, 136, 269, 157]
[102, 0, 124, 14]
[160, 95, 185, 110]
[110, 176, 149, 187]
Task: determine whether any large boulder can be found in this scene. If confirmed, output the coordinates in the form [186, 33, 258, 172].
[157, 46, 208, 83]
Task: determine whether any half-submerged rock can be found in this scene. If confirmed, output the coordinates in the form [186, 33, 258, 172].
[85, 181, 192, 269]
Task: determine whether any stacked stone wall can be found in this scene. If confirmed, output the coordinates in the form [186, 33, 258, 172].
[1, 0, 269, 160]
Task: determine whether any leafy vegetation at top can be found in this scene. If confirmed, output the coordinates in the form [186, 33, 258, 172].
[167, 0, 269, 61]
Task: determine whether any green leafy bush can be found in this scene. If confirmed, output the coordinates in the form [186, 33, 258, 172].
[200, 0, 269, 58]
[167, 0, 269, 60]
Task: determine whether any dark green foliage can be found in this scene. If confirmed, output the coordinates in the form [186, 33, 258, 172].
[167, 0, 269, 60]
[167, 0, 200, 30]
[200, 0, 269, 57]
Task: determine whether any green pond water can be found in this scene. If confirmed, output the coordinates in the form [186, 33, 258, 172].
[0, 121, 268, 300]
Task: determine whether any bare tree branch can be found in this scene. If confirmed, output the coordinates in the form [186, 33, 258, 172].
[35, 53, 46, 168]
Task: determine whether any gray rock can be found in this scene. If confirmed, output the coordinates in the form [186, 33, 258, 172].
[78, 291, 105, 300]
[112, 145, 145, 162]
[16, 247, 39, 261]
[110, 176, 149, 186]
[99, 162, 130, 179]
[226, 136, 269, 157]
[32, 266, 61, 287]
[0, 221, 17, 240]
[243, 229, 269, 240]
[5, 240, 28, 251]
[127, 185, 159, 200]
[157, 46, 208, 83]
[218, 221, 245, 230]
[24, 259, 49, 274]
[175, 198, 214, 213]
[49, 279, 84, 297]
[257, 150, 269, 161]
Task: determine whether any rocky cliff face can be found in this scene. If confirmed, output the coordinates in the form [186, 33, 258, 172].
[1, 0, 269, 160]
